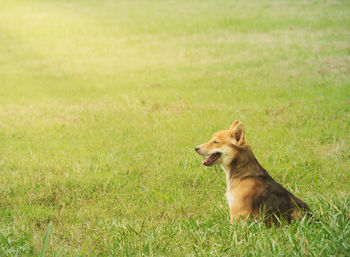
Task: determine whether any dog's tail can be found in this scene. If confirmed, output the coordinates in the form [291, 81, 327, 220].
[289, 194, 314, 220]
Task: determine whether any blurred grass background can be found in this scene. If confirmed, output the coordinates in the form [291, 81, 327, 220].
[0, 0, 349, 256]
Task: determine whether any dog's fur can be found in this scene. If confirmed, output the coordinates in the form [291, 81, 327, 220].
[195, 120, 311, 224]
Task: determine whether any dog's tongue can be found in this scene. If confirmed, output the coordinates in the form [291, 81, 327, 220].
[202, 158, 210, 165]
[202, 152, 221, 166]
[202, 153, 218, 166]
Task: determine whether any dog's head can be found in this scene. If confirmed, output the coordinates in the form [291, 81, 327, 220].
[195, 120, 248, 166]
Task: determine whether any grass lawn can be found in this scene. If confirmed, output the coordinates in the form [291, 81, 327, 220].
[0, 0, 349, 256]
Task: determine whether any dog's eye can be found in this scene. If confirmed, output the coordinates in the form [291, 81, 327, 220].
[213, 140, 219, 144]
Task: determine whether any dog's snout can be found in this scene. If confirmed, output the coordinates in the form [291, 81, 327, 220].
[195, 146, 200, 151]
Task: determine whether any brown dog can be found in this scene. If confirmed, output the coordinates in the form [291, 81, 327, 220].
[195, 120, 311, 224]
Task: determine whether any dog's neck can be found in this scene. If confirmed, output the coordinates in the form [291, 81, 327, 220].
[221, 146, 271, 190]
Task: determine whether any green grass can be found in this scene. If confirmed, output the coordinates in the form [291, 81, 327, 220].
[0, 0, 349, 256]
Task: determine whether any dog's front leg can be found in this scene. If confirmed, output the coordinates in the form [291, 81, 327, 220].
[230, 207, 251, 224]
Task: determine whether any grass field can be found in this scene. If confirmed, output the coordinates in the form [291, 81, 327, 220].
[0, 0, 349, 256]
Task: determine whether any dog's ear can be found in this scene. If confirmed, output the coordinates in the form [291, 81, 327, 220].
[229, 120, 240, 131]
[231, 122, 247, 146]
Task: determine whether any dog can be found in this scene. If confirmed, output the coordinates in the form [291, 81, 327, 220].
[195, 120, 311, 224]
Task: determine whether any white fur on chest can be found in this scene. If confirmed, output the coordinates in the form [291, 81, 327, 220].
[225, 191, 234, 209]
[221, 164, 235, 209]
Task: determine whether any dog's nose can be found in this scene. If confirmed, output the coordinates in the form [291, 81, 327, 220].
[195, 146, 199, 151]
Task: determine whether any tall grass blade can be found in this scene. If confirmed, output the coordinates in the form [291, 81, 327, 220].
[40, 223, 52, 257]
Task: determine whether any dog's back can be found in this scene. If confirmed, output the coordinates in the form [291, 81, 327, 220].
[250, 175, 311, 224]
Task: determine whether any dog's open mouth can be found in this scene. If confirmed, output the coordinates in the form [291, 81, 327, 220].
[202, 152, 221, 166]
